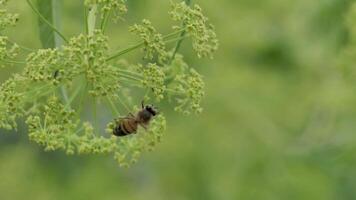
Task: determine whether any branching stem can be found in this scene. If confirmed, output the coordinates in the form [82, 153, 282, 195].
[169, 0, 192, 64]
[26, 0, 69, 43]
[106, 30, 188, 61]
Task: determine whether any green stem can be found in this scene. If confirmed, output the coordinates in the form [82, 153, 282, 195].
[101, 10, 111, 33]
[164, 35, 189, 44]
[117, 68, 142, 77]
[162, 28, 186, 40]
[106, 43, 143, 61]
[88, 5, 97, 36]
[92, 97, 98, 131]
[77, 81, 88, 116]
[169, 0, 192, 64]
[119, 73, 142, 82]
[107, 97, 120, 117]
[117, 96, 131, 113]
[64, 83, 84, 109]
[84, 6, 89, 35]
[1, 59, 26, 65]
[5, 38, 35, 52]
[107, 31, 188, 62]
[26, 0, 68, 43]
[118, 78, 142, 87]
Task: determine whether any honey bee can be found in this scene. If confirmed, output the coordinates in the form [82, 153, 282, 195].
[113, 102, 158, 137]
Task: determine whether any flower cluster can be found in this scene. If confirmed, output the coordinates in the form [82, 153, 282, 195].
[26, 96, 79, 153]
[25, 30, 121, 96]
[26, 96, 166, 166]
[25, 49, 62, 84]
[0, 75, 28, 130]
[109, 115, 166, 167]
[63, 30, 120, 97]
[0, 1, 217, 167]
[0, 0, 18, 31]
[85, 0, 127, 21]
[167, 55, 205, 114]
[129, 19, 169, 63]
[135, 63, 166, 101]
[170, 2, 218, 58]
[0, 36, 19, 67]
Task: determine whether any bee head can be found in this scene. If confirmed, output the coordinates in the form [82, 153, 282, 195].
[145, 105, 158, 116]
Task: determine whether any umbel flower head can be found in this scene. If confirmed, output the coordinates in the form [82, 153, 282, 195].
[0, 0, 19, 31]
[170, 2, 219, 58]
[134, 63, 166, 101]
[62, 29, 120, 97]
[27, 96, 166, 166]
[0, 0, 217, 167]
[84, 0, 127, 21]
[129, 19, 169, 63]
[167, 54, 205, 115]
[0, 36, 19, 67]
[0, 75, 27, 130]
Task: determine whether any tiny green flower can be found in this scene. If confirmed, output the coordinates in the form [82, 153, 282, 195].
[0, 75, 26, 129]
[26, 96, 80, 152]
[170, 2, 218, 58]
[129, 19, 169, 63]
[85, 0, 127, 22]
[0, 36, 19, 67]
[167, 55, 205, 114]
[0, 0, 217, 167]
[135, 63, 166, 101]
[62, 30, 121, 97]
[0, 0, 19, 31]
[25, 49, 62, 84]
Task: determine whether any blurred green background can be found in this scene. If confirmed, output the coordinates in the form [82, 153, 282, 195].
[2, 0, 356, 199]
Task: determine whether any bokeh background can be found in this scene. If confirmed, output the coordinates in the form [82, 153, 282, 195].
[2, 0, 356, 199]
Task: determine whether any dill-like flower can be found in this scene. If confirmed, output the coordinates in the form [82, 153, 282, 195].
[0, 36, 19, 67]
[129, 19, 169, 63]
[109, 115, 166, 167]
[134, 63, 166, 101]
[63, 30, 120, 97]
[85, 0, 127, 21]
[168, 55, 205, 114]
[0, 0, 18, 31]
[170, 2, 218, 58]
[25, 49, 62, 84]
[26, 96, 79, 153]
[0, 0, 217, 167]
[0, 75, 28, 130]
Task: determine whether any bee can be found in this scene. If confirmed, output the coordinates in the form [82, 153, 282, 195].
[113, 102, 158, 137]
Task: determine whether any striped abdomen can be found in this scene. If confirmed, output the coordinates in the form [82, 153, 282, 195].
[113, 119, 138, 137]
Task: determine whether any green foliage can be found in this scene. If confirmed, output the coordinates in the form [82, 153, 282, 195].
[0, 0, 217, 166]
[36, 0, 61, 48]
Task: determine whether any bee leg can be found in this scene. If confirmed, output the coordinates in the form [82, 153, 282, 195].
[141, 100, 144, 109]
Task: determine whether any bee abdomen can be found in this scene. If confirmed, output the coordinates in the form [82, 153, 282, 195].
[113, 120, 137, 137]
[113, 124, 128, 137]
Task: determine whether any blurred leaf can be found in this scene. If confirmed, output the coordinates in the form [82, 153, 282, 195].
[36, 0, 61, 48]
